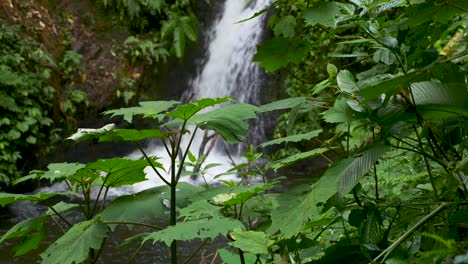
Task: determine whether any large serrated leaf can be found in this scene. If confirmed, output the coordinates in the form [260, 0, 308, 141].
[143, 217, 245, 246]
[86, 158, 149, 187]
[229, 229, 274, 254]
[191, 103, 258, 144]
[0, 216, 46, 244]
[273, 16, 296, 38]
[253, 38, 309, 72]
[104, 100, 179, 123]
[166, 97, 230, 120]
[40, 220, 109, 264]
[100, 183, 201, 230]
[0, 192, 61, 206]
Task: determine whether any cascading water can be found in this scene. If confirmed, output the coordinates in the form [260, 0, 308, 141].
[127, 0, 270, 192]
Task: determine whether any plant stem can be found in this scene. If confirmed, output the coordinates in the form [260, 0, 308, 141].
[239, 249, 246, 264]
[176, 126, 199, 183]
[46, 202, 73, 227]
[414, 127, 440, 200]
[128, 242, 145, 264]
[373, 163, 379, 202]
[135, 142, 171, 186]
[373, 202, 449, 263]
[183, 238, 209, 264]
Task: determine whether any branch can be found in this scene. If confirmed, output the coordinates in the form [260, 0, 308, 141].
[135, 142, 171, 186]
[373, 202, 449, 263]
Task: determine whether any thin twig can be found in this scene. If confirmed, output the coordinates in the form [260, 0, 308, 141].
[128, 242, 145, 264]
[374, 203, 449, 263]
[182, 238, 209, 264]
[446, 1, 468, 12]
[135, 142, 170, 186]
[45, 202, 73, 227]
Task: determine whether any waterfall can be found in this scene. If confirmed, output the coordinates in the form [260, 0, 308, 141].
[124, 0, 270, 192]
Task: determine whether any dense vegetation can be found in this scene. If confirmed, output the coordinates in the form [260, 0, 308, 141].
[0, 0, 467, 263]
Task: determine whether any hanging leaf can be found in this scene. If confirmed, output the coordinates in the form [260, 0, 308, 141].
[13, 225, 46, 256]
[41, 219, 110, 264]
[253, 38, 309, 72]
[258, 97, 307, 113]
[166, 97, 231, 120]
[337, 70, 359, 94]
[269, 148, 329, 172]
[337, 142, 389, 195]
[229, 229, 274, 255]
[0, 192, 61, 206]
[260, 129, 322, 148]
[191, 103, 258, 144]
[273, 16, 296, 38]
[173, 26, 185, 59]
[0, 216, 46, 244]
[86, 158, 150, 187]
[104, 100, 180, 123]
[143, 217, 245, 246]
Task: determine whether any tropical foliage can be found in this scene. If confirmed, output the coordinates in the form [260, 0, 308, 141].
[1, 0, 467, 263]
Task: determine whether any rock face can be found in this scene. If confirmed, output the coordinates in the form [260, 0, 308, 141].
[0, 0, 142, 118]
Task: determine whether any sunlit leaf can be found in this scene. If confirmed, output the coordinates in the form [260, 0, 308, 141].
[104, 101, 179, 123]
[143, 217, 245, 246]
[229, 229, 274, 254]
[260, 129, 322, 148]
[87, 158, 149, 187]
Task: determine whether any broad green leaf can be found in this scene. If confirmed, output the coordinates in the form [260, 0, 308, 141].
[166, 97, 231, 120]
[253, 38, 309, 72]
[143, 217, 245, 246]
[179, 200, 222, 220]
[269, 148, 329, 172]
[411, 81, 467, 107]
[210, 182, 275, 206]
[273, 16, 296, 38]
[373, 48, 396, 65]
[104, 100, 179, 123]
[360, 71, 429, 101]
[337, 70, 359, 94]
[322, 96, 357, 123]
[40, 163, 86, 182]
[46, 202, 79, 216]
[304, 2, 348, 28]
[100, 129, 168, 142]
[337, 142, 389, 195]
[258, 97, 306, 113]
[191, 103, 258, 144]
[13, 225, 46, 256]
[219, 248, 258, 264]
[41, 220, 110, 264]
[0, 192, 61, 206]
[229, 229, 274, 254]
[87, 158, 149, 187]
[180, 17, 198, 42]
[260, 129, 322, 148]
[0, 216, 46, 244]
[100, 183, 201, 230]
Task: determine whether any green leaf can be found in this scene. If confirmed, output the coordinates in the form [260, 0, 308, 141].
[322, 96, 357, 123]
[269, 148, 329, 172]
[104, 100, 179, 123]
[100, 183, 201, 230]
[253, 38, 309, 72]
[229, 229, 274, 254]
[219, 248, 258, 264]
[0, 216, 46, 244]
[273, 16, 296, 38]
[87, 158, 149, 187]
[337, 70, 359, 94]
[14, 225, 46, 256]
[260, 129, 322, 148]
[0, 192, 61, 206]
[337, 142, 389, 195]
[304, 2, 346, 28]
[191, 103, 258, 144]
[41, 163, 86, 182]
[166, 97, 231, 120]
[258, 97, 307, 113]
[173, 26, 185, 59]
[98, 129, 168, 142]
[144, 217, 245, 246]
[411, 81, 467, 107]
[179, 199, 222, 220]
[41, 219, 110, 264]
[360, 71, 429, 101]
